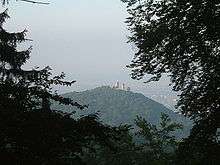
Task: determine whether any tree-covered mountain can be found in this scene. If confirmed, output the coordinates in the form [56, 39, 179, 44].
[52, 86, 191, 137]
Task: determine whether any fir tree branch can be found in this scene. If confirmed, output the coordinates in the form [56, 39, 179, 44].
[19, 0, 49, 5]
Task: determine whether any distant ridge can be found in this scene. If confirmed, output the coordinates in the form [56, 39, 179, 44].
[52, 86, 191, 137]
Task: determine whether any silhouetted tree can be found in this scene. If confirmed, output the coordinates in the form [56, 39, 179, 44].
[81, 113, 182, 165]
[122, 0, 220, 163]
[0, 10, 127, 165]
[81, 125, 135, 165]
[133, 113, 182, 165]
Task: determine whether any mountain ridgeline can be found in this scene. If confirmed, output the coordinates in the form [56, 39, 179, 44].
[52, 86, 191, 137]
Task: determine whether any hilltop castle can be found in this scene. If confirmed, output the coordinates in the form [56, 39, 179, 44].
[112, 81, 131, 91]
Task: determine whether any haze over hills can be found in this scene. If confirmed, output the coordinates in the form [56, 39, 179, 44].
[52, 86, 192, 137]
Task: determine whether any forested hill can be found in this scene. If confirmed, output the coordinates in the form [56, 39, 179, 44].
[52, 86, 191, 136]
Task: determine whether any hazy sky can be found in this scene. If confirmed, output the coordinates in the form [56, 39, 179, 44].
[3, 0, 173, 96]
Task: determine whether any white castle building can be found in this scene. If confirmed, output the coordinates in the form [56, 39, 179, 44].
[112, 81, 131, 91]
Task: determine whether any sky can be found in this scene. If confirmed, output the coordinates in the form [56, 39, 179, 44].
[2, 0, 174, 97]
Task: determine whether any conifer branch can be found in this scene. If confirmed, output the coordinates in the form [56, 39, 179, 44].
[19, 0, 49, 5]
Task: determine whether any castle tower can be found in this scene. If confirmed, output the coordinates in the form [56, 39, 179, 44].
[114, 81, 120, 89]
[122, 83, 126, 90]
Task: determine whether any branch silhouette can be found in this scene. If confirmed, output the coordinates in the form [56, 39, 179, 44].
[19, 0, 49, 5]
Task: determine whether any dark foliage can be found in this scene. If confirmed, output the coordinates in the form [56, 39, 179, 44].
[122, 0, 220, 163]
[132, 113, 182, 164]
[0, 10, 128, 165]
[0, 109, 123, 164]
[82, 113, 183, 165]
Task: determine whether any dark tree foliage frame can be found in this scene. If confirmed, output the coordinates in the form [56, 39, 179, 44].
[122, 0, 220, 163]
[0, 9, 83, 111]
[0, 9, 129, 165]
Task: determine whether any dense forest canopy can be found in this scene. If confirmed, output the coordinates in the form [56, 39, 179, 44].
[122, 0, 220, 163]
